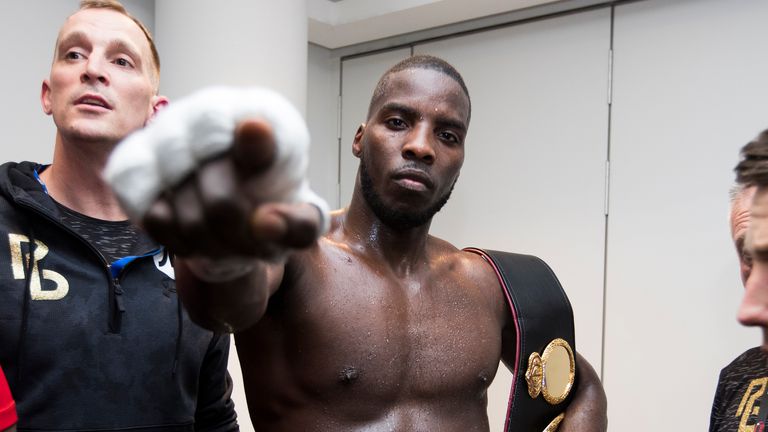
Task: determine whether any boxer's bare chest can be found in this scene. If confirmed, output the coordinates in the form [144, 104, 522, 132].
[240, 241, 507, 408]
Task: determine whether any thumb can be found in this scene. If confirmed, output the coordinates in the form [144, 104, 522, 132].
[250, 203, 322, 249]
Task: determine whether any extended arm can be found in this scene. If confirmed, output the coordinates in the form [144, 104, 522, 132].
[104, 87, 329, 333]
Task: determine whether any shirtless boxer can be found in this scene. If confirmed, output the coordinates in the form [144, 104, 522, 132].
[110, 55, 608, 431]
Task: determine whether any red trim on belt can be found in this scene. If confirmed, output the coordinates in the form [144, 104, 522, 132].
[464, 247, 519, 432]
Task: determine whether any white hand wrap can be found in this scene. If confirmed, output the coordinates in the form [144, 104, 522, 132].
[104, 86, 330, 234]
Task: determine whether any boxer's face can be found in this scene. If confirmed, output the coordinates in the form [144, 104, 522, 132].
[742, 186, 768, 349]
[353, 68, 469, 229]
[41, 8, 166, 145]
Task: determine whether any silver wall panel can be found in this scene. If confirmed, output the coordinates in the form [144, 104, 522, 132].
[608, 0, 768, 430]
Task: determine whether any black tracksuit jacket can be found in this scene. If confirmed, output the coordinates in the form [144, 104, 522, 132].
[0, 161, 238, 431]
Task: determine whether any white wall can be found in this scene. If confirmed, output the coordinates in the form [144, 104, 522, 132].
[154, 1, 307, 112]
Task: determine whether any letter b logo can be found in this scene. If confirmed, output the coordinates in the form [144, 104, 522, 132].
[8, 234, 69, 300]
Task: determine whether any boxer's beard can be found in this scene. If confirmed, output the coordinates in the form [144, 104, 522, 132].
[360, 157, 455, 230]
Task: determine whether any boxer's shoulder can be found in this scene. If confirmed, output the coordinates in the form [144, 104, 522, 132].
[422, 238, 503, 294]
[456, 247, 509, 307]
[448, 245, 498, 283]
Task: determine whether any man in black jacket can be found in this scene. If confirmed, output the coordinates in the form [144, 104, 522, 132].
[0, 1, 238, 430]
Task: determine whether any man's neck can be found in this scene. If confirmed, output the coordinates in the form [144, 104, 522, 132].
[41, 134, 128, 221]
[342, 192, 433, 276]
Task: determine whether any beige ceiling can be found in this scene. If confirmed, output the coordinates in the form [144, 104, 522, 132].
[307, 0, 564, 49]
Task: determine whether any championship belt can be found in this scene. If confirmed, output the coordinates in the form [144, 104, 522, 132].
[464, 248, 576, 432]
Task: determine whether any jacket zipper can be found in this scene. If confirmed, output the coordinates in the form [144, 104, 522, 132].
[14, 197, 152, 334]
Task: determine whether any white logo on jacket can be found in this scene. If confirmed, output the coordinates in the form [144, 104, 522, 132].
[153, 248, 175, 280]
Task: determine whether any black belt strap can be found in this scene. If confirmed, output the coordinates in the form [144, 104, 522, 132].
[465, 248, 576, 431]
